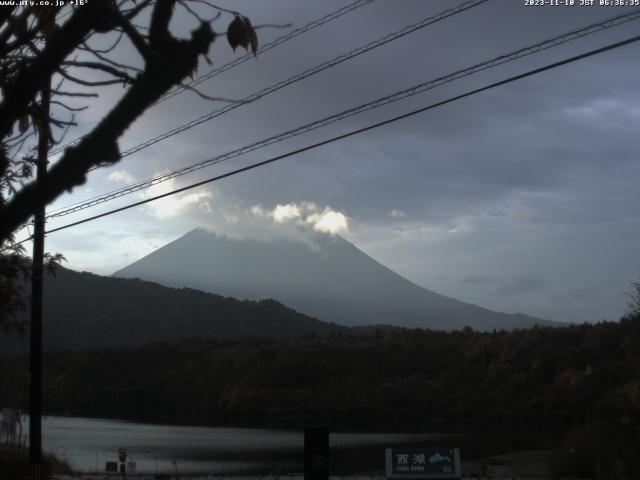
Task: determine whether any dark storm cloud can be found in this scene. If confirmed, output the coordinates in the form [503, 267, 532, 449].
[95, 0, 639, 212]
[114, 0, 639, 229]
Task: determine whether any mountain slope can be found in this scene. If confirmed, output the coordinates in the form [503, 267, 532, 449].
[3, 267, 349, 351]
[114, 229, 555, 331]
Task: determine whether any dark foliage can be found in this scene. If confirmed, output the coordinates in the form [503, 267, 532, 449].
[0, 266, 349, 351]
[0, 2, 262, 333]
[628, 279, 640, 317]
[2, 314, 638, 427]
[0, 444, 72, 480]
[226, 16, 258, 55]
[0, 250, 29, 333]
[2, 312, 639, 475]
[0, 248, 63, 334]
[0, 2, 259, 242]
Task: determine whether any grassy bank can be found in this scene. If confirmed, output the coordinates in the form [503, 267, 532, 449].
[0, 444, 73, 480]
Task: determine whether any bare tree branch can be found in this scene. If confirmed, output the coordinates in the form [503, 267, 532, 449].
[149, 0, 176, 49]
[82, 44, 143, 74]
[56, 68, 127, 87]
[0, 12, 217, 240]
[178, 80, 239, 103]
[0, 6, 102, 138]
[51, 90, 99, 98]
[0, 1, 264, 333]
[61, 60, 137, 83]
[82, 30, 125, 55]
[50, 101, 88, 112]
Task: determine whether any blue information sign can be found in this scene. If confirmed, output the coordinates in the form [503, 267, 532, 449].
[385, 448, 461, 479]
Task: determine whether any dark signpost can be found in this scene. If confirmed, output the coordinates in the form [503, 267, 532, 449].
[385, 448, 461, 480]
[118, 448, 128, 477]
[304, 427, 329, 480]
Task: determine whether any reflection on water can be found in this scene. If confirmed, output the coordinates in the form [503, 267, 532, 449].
[33, 416, 454, 474]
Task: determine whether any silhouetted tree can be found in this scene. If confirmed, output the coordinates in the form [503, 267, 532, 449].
[627, 279, 640, 318]
[0, 1, 260, 331]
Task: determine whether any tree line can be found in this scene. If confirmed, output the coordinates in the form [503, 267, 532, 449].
[2, 312, 640, 476]
[1, 315, 638, 428]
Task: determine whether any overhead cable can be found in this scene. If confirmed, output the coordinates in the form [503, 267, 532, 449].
[3, 31, 637, 254]
[48, 0, 491, 164]
[49, 0, 377, 156]
[44, 8, 640, 221]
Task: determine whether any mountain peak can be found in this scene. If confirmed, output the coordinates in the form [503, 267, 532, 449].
[114, 229, 555, 331]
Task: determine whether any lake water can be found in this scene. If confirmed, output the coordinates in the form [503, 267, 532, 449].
[29, 416, 461, 474]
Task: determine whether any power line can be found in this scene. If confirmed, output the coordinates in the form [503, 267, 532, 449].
[118, 0, 490, 159]
[5, 32, 638, 253]
[157, 0, 377, 104]
[6, 0, 375, 238]
[44, 8, 640, 221]
[48, 0, 490, 170]
[49, 0, 377, 156]
[46, 0, 490, 217]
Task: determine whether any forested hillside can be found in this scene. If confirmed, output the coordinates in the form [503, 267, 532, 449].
[2, 316, 638, 428]
[3, 267, 349, 351]
[2, 314, 639, 476]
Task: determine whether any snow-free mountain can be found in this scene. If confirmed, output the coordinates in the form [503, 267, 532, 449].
[114, 229, 555, 331]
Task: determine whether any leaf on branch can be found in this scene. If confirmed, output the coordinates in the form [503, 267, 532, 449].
[227, 15, 258, 56]
[246, 18, 258, 56]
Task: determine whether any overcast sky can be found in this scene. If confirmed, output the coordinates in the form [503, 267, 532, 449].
[20, 0, 640, 323]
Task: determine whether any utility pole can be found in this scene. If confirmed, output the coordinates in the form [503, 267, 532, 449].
[30, 76, 50, 480]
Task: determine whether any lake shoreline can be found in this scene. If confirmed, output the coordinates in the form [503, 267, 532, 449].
[34, 416, 481, 476]
[46, 450, 558, 479]
[11, 416, 609, 479]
